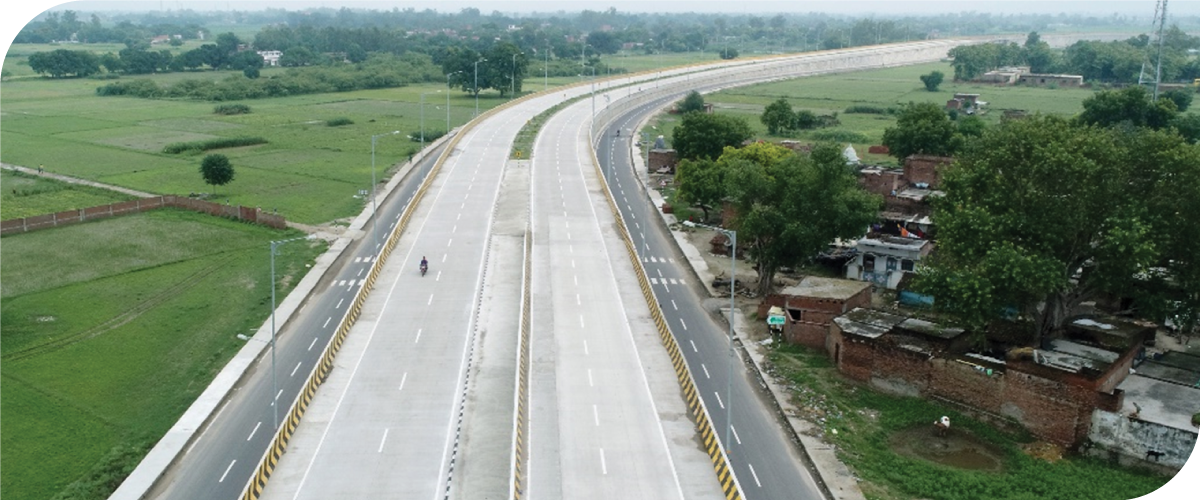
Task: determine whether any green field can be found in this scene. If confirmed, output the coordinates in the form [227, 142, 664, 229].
[0, 60, 547, 225]
[0, 209, 325, 500]
[646, 61, 1100, 165]
[0, 169, 138, 219]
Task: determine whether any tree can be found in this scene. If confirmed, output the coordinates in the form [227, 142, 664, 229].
[200, 154, 235, 195]
[27, 49, 100, 78]
[719, 47, 739, 60]
[724, 142, 881, 296]
[672, 111, 753, 161]
[881, 102, 964, 160]
[1162, 88, 1193, 113]
[674, 158, 724, 222]
[1172, 113, 1200, 144]
[916, 115, 1200, 345]
[1077, 86, 1178, 130]
[678, 91, 706, 114]
[920, 70, 944, 91]
[760, 97, 795, 135]
[279, 47, 315, 67]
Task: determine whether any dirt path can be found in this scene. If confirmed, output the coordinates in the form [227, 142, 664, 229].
[2, 163, 157, 198]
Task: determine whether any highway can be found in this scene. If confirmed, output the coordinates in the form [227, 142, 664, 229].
[599, 98, 825, 499]
[525, 88, 725, 499]
[129, 39, 980, 500]
[145, 142, 449, 500]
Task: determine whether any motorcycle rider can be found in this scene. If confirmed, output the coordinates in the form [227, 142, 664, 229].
[420, 256, 428, 274]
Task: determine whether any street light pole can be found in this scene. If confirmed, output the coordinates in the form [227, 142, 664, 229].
[370, 131, 400, 252]
[474, 58, 487, 118]
[544, 44, 550, 91]
[269, 235, 312, 429]
[446, 71, 462, 132]
[511, 52, 523, 99]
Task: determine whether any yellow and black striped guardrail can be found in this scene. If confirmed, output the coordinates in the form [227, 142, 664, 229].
[585, 127, 743, 500]
[511, 226, 532, 500]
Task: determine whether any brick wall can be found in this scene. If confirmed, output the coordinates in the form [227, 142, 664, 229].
[829, 320, 1129, 447]
[649, 150, 678, 172]
[1, 196, 287, 236]
[859, 169, 905, 197]
[903, 155, 952, 188]
[781, 289, 872, 349]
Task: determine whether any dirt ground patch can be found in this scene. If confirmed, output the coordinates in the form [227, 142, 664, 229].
[889, 424, 1008, 472]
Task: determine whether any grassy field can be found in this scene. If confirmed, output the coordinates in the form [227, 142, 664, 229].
[0, 169, 138, 219]
[0, 57, 531, 225]
[0, 208, 325, 500]
[646, 61, 1100, 165]
[769, 343, 1170, 500]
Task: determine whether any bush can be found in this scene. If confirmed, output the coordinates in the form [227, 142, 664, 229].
[162, 136, 267, 154]
[214, 104, 251, 115]
[410, 130, 445, 142]
[808, 129, 870, 143]
[844, 105, 891, 115]
[920, 71, 944, 92]
[326, 117, 354, 127]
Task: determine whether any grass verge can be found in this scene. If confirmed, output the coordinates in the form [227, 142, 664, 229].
[0, 208, 326, 500]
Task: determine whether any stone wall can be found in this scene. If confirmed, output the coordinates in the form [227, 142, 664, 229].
[903, 155, 952, 188]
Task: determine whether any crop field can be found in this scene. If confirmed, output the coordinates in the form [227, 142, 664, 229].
[0, 208, 325, 500]
[0, 62, 514, 225]
[769, 343, 1170, 500]
[646, 61, 1100, 165]
[0, 169, 137, 219]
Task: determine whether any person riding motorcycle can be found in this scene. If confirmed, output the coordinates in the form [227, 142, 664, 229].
[420, 256, 428, 276]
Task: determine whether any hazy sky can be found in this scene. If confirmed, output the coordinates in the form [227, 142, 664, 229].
[35, 1, 1200, 15]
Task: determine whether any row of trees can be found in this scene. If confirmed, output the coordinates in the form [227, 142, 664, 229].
[760, 98, 823, 135]
[949, 30, 1200, 84]
[14, 9, 206, 44]
[96, 52, 442, 101]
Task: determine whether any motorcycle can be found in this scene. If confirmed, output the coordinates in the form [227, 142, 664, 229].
[420, 263, 428, 276]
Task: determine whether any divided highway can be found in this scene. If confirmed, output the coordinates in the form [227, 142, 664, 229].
[125, 39, 986, 500]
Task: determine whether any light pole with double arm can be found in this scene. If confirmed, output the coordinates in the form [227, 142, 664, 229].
[268, 234, 315, 429]
[370, 131, 401, 252]
[474, 58, 487, 117]
[511, 52, 523, 98]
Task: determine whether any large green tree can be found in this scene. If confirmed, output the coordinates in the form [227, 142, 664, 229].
[760, 97, 795, 135]
[678, 91, 706, 114]
[200, 154, 235, 196]
[724, 142, 881, 296]
[674, 158, 724, 222]
[27, 49, 100, 78]
[672, 112, 753, 160]
[916, 115, 1200, 345]
[1077, 86, 1179, 130]
[881, 102, 964, 161]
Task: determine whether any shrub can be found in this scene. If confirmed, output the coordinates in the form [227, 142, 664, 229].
[214, 104, 252, 115]
[920, 70, 944, 92]
[326, 117, 354, 127]
[162, 136, 267, 154]
[410, 130, 445, 142]
[808, 129, 870, 143]
[844, 105, 891, 115]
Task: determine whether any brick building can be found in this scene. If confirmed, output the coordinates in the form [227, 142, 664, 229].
[758, 277, 872, 348]
[828, 309, 1152, 447]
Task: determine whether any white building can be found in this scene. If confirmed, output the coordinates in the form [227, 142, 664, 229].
[257, 50, 283, 67]
[844, 235, 932, 289]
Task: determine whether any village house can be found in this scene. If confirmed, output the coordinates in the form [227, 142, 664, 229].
[827, 309, 1171, 453]
[844, 234, 932, 289]
[257, 50, 283, 67]
[757, 277, 872, 348]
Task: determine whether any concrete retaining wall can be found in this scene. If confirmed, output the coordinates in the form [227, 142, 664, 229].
[1088, 409, 1198, 471]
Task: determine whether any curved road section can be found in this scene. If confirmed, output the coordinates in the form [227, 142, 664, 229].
[124, 39, 997, 500]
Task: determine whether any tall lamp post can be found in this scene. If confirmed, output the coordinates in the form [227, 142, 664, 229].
[446, 71, 461, 132]
[370, 131, 400, 252]
[683, 220, 736, 460]
[511, 52, 524, 99]
[268, 235, 314, 429]
[420, 90, 440, 147]
[544, 44, 550, 91]
[474, 58, 487, 118]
